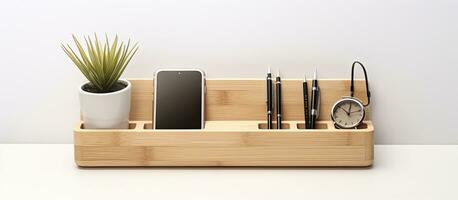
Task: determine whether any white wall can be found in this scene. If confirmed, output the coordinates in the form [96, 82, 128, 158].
[0, 0, 457, 144]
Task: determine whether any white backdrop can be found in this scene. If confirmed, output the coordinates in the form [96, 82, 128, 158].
[0, 0, 457, 144]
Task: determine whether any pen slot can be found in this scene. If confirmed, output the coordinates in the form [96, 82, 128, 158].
[329, 122, 369, 130]
[296, 122, 328, 130]
[128, 123, 137, 130]
[258, 123, 290, 130]
[144, 123, 153, 129]
[356, 123, 368, 129]
[80, 122, 137, 130]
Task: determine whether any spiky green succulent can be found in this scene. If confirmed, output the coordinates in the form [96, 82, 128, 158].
[62, 34, 139, 93]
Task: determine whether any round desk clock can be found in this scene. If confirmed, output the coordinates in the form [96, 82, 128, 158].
[331, 61, 371, 129]
[331, 97, 365, 129]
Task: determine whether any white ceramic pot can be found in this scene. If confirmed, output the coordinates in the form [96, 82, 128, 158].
[79, 79, 131, 129]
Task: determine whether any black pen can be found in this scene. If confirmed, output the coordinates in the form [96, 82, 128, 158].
[276, 69, 282, 129]
[303, 74, 309, 129]
[266, 67, 274, 129]
[310, 68, 320, 129]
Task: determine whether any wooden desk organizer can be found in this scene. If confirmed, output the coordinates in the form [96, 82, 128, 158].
[74, 79, 374, 167]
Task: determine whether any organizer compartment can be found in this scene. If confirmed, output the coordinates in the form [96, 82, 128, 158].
[296, 122, 329, 130]
[258, 123, 291, 129]
[74, 79, 374, 167]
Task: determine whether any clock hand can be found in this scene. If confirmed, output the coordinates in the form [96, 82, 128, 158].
[350, 110, 362, 113]
[348, 103, 352, 116]
[337, 106, 350, 115]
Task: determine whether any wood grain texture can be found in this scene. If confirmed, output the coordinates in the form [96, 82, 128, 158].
[75, 79, 374, 167]
[129, 79, 153, 121]
[74, 120, 374, 167]
[127, 79, 370, 121]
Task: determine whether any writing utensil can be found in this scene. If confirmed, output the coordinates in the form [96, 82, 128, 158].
[310, 68, 320, 129]
[303, 74, 309, 129]
[276, 69, 282, 129]
[266, 67, 274, 129]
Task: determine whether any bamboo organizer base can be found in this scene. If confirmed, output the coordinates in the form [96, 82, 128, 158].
[74, 79, 374, 167]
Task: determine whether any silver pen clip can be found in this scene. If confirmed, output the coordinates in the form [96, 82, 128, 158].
[316, 86, 320, 119]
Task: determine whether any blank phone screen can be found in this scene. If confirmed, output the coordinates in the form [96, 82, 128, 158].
[154, 70, 203, 129]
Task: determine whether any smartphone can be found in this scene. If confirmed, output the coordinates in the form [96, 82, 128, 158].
[153, 69, 205, 129]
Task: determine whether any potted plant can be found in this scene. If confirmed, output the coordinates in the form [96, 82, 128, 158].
[62, 34, 139, 129]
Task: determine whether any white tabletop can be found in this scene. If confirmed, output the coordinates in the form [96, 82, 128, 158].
[1, 144, 457, 200]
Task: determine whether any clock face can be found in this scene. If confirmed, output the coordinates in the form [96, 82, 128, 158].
[331, 98, 365, 129]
